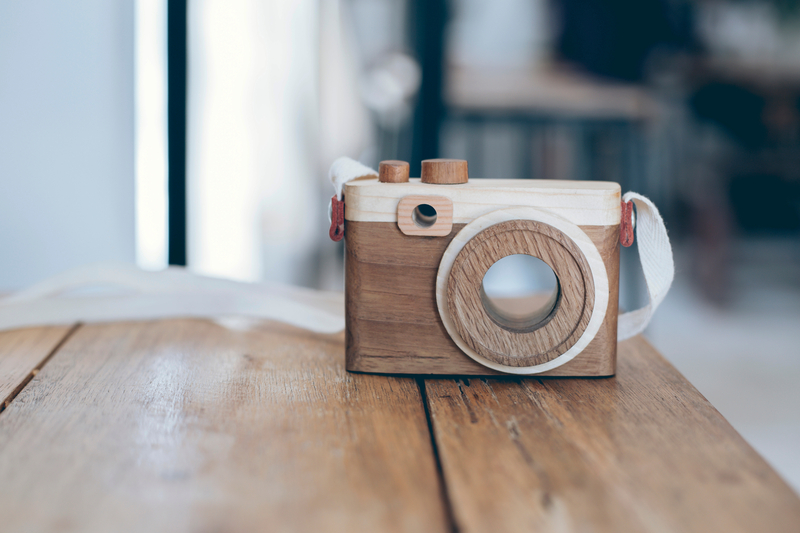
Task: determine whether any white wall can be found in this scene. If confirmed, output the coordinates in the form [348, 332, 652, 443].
[0, 0, 136, 291]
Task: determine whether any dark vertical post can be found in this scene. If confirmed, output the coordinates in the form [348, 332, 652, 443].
[409, 0, 447, 177]
[167, 0, 188, 266]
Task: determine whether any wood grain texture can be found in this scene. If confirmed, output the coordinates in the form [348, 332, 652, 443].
[424, 336, 800, 533]
[397, 195, 454, 236]
[421, 159, 469, 184]
[344, 177, 621, 226]
[379, 160, 410, 183]
[345, 221, 618, 376]
[447, 220, 594, 367]
[0, 325, 76, 410]
[0, 320, 449, 533]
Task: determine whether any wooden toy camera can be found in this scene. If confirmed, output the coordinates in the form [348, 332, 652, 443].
[343, 159, 622, 376]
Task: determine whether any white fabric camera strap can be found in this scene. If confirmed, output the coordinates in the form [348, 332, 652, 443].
[326, 159, 675, 339]
[329, 156, 378, 201]
[0, 263, 345, 334]
[0, 161, 672, 342]
[617, 192, 675, 340]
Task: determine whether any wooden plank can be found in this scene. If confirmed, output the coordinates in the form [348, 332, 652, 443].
[424, 336, 800, 533]
[0, 319, 450, 533]
[0, 325, 77, 410]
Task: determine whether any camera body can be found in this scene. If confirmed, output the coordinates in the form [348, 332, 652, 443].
[343, 159, 620, 376]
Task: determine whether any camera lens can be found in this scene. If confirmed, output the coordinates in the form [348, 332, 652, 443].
[481, 254, 560, 331]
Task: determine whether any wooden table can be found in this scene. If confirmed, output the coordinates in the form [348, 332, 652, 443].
[1, 319, 798, 532]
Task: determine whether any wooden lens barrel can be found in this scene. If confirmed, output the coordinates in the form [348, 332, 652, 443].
[446, 220, 595, 368]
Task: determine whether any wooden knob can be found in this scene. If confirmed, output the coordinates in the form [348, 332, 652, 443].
[421, 159, 468, 184]
[379, 160, 410, 183]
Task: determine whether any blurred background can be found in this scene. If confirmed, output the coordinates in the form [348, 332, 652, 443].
[1, 0, 798, 491]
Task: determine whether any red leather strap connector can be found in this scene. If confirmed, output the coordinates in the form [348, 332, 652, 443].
[329, 195, 345, 242]
[620, 200, 634, 247]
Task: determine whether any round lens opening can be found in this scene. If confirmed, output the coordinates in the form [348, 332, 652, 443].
[481, 254, 560, 332]
[412, 204, 438, 228]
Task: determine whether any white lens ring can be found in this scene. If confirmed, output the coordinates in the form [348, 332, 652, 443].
[436, 207, 609, 375]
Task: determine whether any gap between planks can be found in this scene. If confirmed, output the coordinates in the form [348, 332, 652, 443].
[417, 378, 459, 533]
[1, 323, 82, 414]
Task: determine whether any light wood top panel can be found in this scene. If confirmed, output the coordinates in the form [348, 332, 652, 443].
[345, 177, 621, 225]
[0, 325, 76, 410]
[0, 320, 449, 533]
[424, 336, 800, 533]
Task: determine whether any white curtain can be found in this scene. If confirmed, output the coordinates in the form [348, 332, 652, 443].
[188, 0, 319, 285]
[187, 0, 371, 286]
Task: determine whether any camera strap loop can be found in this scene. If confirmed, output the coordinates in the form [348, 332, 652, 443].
[329, 195, 346, 242]
[620, 200, 635, 247]
[0, 166, 671, 344]
[327, 157, 378, 241]
[617, 192, 674, 341]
